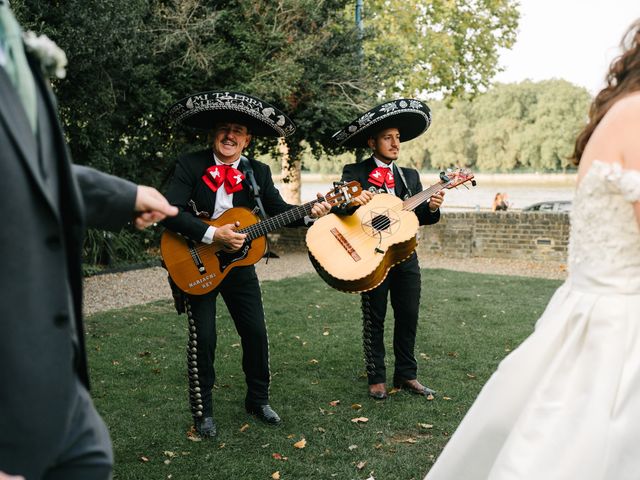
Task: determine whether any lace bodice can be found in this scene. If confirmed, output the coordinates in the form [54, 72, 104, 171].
[568, 160, 640, 293]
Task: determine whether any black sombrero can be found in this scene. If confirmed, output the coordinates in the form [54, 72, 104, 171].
[332, 99, 431, 148]
[167, 91, 296, 137]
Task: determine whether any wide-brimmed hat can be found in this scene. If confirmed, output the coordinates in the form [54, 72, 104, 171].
[167, 91, 296, 137]
[332, 99, 431, 148]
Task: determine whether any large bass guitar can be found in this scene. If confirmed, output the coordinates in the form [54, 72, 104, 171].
[161, 181, 362, 295]
[306, 169, 475, 293]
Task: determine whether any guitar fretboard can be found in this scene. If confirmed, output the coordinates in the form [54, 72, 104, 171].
[238, 197, 325, 240]
[402, 183, 447, 211]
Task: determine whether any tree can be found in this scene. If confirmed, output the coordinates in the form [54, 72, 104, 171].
[363, 0, 520, 98]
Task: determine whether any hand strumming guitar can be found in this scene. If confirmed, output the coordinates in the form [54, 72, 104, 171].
[214, 221, 247, 252]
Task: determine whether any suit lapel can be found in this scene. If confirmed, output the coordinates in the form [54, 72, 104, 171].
[0, 68, 40, 178]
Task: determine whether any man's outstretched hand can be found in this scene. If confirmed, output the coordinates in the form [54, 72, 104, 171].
[133, 185, 178, 229]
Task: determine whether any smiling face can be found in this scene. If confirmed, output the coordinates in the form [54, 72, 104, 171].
[368, 127, 401, 164]
[211, 122, 252, 163]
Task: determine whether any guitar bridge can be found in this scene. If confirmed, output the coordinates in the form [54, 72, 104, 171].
[330, 228, 361, 262]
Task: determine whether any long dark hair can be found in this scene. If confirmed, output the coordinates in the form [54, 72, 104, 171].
[571, 19, 640, 164]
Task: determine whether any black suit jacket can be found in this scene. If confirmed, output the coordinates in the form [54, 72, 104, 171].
[162, 149, 302, 241]
[0, 52, 137, 465]
[339, 156, 440, 226]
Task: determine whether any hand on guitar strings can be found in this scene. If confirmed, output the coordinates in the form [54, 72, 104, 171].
[428, 191, 445, 212]
[309, 194, 333, 219]
[350, 189, 375, 207]
[214, 221, 247, 252]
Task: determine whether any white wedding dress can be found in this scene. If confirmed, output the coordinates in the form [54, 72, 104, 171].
[425, 160, 640, 480]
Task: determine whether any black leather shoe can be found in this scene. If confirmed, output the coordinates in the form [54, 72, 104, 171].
[394, 378, 436, 397]
[194, 416, 217, 438]
[246, 404, 282, 425]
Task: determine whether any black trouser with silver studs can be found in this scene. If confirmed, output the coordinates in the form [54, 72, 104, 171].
[184, 265, 270, 421]
[361, 252, 421, 385]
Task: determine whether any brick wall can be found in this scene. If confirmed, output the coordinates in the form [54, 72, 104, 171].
[267, 212, 570, 262]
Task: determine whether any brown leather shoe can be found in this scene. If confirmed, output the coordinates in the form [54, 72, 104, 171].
[368, 383, 388, 400]
[394, 378, 436, 397]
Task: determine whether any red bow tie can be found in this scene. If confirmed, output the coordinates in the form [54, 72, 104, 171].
[368, 166, 395, 189]
[202, 164, 245, 194]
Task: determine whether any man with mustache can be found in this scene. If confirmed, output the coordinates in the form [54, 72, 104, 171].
[332, 99, 445, 401]
[162, 91, 333, 438]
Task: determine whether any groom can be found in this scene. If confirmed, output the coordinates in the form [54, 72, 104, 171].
[0, 2, 177, 479]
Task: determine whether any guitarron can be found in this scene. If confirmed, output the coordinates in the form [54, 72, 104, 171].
[306, 169, 475, 293]
[161, 181, 362, 295]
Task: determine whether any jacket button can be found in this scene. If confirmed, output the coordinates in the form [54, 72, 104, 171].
[54, 313, 69, 327]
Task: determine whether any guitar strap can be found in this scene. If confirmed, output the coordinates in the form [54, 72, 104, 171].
[240, 156, 268, 220]
[393, 164, 412, 199]
[240, 156, 274, 261]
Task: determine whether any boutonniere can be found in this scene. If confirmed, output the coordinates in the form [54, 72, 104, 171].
[22, 31, 68, 79]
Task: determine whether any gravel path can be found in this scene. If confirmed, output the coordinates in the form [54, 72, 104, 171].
[84, 252, 566, 315]
[83, 252, 567, 316]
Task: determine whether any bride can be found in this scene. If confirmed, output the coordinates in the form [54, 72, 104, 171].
[425, 19, 640, 480]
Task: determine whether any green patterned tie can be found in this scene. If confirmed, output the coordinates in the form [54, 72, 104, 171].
[0, 1, 37, 132]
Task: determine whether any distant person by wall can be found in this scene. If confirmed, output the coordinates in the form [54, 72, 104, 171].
[492, 192, 509, 211]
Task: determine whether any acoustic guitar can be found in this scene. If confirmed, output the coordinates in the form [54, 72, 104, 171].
[161, 181, 362, 295]
[306, 169, 475, 293]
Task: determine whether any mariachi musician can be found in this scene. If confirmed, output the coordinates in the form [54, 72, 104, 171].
[332, 99, 445, 400]
[161, 91, 333, 437]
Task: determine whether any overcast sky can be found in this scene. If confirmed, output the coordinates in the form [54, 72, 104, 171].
[492, 0, 640, 93]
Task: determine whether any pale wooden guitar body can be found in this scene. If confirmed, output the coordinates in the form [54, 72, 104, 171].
[306, 193, 419, 293]
[161, 207, 266, 296]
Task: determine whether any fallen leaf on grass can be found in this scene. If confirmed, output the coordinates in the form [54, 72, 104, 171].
[140, 456, 150, 463]
[466, 373, 476, 379]
[348, 444, 358, 451]
[293, 438, 307, 449]
[309, 359, 319, 365]
[442, 396, 452, 401]
[272, 471, 281, 479]
[239, 423, 250, 432]
[272, 453, 288, 461]
[328, 400, 340, 407]
[351, 417, 369, 423]
[163, 451, 177, 458]
[351, 403, 362, 410]
[426, 394, 435, 401]
[418, 423, 434, 429]
[186, 426, 202, 442]
[388, 387, 401, 395]
[356, 461, 367, 470]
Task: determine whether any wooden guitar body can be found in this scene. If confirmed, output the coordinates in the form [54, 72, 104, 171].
[161, 207, 266, 295]
[306, 193, 419, 293]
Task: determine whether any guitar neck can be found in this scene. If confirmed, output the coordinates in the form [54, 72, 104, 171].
[238, 198, 322, 240]
[402, 182, 445, 211]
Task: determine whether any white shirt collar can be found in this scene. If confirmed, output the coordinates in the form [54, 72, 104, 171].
[373, 156, 394, 169]
[213, 153, 241, 169]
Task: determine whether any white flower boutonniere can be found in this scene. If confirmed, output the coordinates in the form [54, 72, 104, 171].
[23, 31, 68, 79]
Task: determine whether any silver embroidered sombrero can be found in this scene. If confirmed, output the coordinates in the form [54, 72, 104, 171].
[332, 99, 431, 148]
[167, 91, 296, 137]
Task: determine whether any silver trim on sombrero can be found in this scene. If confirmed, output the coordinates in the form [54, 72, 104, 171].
[168, 91, 295, 137]
[332, 99, 431, 145]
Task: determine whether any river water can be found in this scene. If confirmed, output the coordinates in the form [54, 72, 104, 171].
[277, 173, 577, 211]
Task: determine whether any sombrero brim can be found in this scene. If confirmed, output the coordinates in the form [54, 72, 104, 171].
[167, 91, 296, 138]
[332, 99, 431, 148]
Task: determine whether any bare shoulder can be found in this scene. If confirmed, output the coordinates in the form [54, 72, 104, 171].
[605, 93, 640, 170]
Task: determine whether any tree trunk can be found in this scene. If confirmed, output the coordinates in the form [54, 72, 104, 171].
[278, 137, 301, 204]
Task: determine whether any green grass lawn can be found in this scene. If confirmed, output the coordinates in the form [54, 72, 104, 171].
[86, 268, 562, 480]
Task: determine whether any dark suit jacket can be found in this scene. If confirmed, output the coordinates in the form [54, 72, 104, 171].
[0, 53, 137, 467]
[162, 149, 302, 241]
[339, 156, 440, 226]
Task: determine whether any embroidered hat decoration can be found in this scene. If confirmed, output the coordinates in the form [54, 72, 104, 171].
[168, 91, 296, 138]
[332, 99, 431, 149]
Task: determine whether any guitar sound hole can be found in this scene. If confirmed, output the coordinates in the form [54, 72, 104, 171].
[371, 215, 391, 231]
